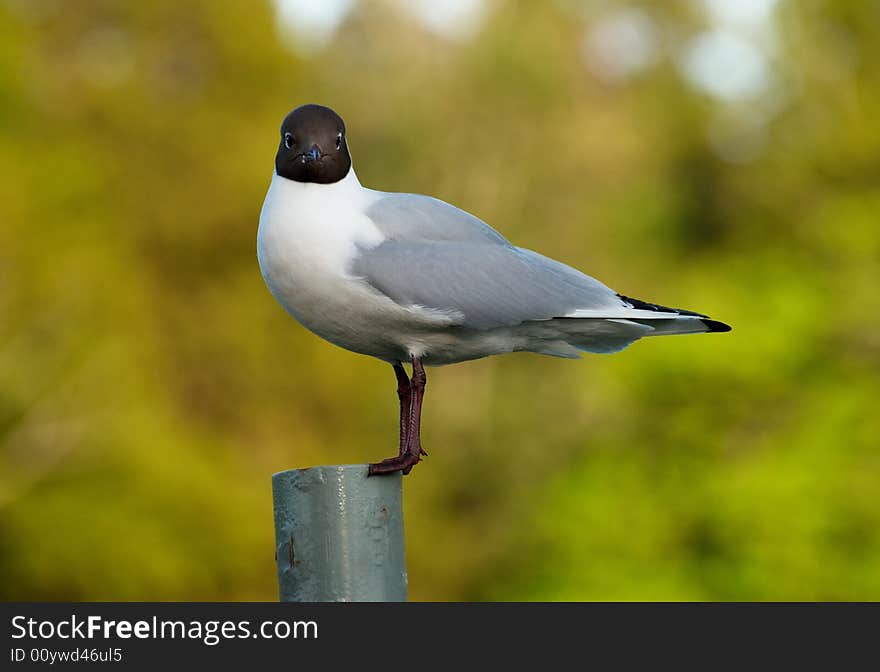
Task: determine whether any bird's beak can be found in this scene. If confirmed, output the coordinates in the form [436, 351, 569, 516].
[302, 145, 322, 163]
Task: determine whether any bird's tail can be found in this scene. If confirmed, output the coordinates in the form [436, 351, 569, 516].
[613, 294, 731, 335]
[632, 315, 732, 336]
[528, 294, 731, 356]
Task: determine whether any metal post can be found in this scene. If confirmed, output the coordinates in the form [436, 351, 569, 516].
[272, 464, 407, 602]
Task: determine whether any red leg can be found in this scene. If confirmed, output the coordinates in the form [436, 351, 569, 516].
[393, 362, 412, 458]
[369, 357, 427, 476]
[402, 356, 427, 474]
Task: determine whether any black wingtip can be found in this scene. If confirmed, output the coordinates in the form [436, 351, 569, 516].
[702, 319, 732, 333]
[616, 293, 708, 318]
[617, 293, 731, 333]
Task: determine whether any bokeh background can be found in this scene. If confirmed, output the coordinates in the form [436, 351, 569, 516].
[1, 0, 879, 601]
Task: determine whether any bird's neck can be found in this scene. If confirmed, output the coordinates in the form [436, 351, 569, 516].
[271, 165, 363, 199]
[266, 166, 382, 227]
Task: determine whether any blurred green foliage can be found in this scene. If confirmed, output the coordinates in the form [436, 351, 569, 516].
[1, 0, 878, 601]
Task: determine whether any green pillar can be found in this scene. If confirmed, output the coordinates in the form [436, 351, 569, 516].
[272, 465, 407, 602]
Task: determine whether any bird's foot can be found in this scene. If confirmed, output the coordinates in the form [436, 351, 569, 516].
[368, 452, 421, 476]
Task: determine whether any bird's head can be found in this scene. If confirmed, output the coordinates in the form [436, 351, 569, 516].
[275, 104, 351, 184]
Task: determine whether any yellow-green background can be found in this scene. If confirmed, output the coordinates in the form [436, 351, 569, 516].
[1, 0, 878, 601]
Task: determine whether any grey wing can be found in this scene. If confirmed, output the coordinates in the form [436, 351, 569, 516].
[365, 192, 509, 245]
[350, 240, 623, 329]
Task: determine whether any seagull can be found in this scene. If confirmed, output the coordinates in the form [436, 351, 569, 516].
[257, 104, 731, 476]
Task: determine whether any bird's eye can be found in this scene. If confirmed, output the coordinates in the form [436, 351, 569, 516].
[336, 132, 343, 150]
[283, 133, 294, 149]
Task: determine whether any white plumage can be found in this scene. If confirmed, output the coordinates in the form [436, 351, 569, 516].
[257, 167, 728, 366]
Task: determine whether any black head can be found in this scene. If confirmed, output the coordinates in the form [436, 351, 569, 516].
[275, 104, 351, 184]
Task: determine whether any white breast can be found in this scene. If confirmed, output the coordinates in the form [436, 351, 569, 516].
[257, 170, 449, 361]
[262, 168, 383, 263]
[258, 169, 377, 314]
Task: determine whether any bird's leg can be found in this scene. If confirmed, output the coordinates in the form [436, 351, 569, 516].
[368, 357, 427, 476]
[368, 361, 417, 475]
[402, 356, 427, 475]
[393, 362, 412, 457]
